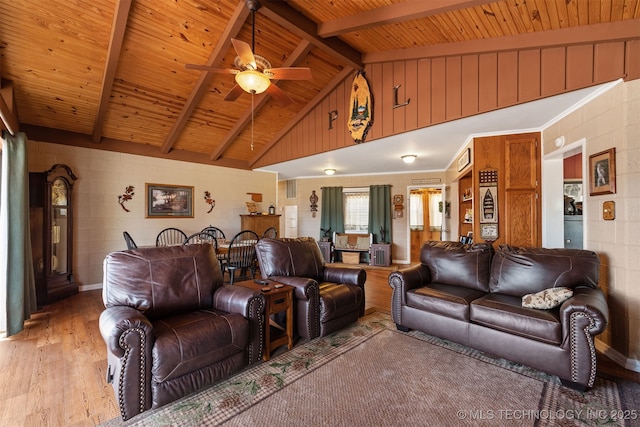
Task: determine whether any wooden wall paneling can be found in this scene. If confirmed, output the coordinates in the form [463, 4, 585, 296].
[315, 103, 324, 153]
[504, 190, 538, 247]
[335, 79, 346, 148]
[393, 61, 407, 134]
[431, 57, 446, 124]
[478, 53, 498, 112]
[518, 49, 541, 102]
[295, 117, 303, 158]
[541, 47, 566, 97]
[626, 40, 640, 80]
[566, 44, 594, 90]
[382, 62, 395, 137]
[594, 42, 626, 83]
[417, 59, 432, 128]
[461, 54, 479, 117]
[321, 97, 331, 152]
[404, 59, 418, 131]
[497, 51, 518, 107]
[445, 56, 462, 120]
[368, 63, 383, 141]
[302, 107, 312, 157]
[328, 90, 338, 150]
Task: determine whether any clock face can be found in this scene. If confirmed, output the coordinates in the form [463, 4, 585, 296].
[393, 195, 403, 204]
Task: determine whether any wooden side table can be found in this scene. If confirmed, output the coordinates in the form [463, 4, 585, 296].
[236, 280, 293, 361]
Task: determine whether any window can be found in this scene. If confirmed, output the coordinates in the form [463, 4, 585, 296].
[343, 188, 369, 232]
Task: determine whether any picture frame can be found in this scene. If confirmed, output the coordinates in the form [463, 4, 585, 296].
[146, 183, 194, 218]
[457, 148, 471, 172]
[563, 180, 583, 202]
[589, 148, 616, 196]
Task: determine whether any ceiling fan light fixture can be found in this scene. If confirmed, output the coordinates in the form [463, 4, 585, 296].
[324, 168, 336, 175]
[401, 154, 417, 164]
[235, 70, 270, 94]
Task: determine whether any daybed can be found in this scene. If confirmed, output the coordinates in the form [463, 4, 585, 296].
[99, 244, 265, 420]
[332, 231, 373, 263]
[389, 241, 609, 390]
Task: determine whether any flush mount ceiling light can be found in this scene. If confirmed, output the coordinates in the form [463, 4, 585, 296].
[401, 154, 417, 164]
[324, 168, 336, 175]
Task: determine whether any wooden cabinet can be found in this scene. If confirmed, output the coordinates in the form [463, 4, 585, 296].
[29, 164, 78, 306]
[240, 214, 281, 237]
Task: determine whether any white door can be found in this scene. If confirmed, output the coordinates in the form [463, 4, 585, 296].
[284, 205, 298, 238]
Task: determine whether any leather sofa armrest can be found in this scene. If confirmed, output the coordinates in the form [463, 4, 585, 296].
[213, 285, 266, 364]
[267, 275, 318, 302]
[98, 306, 155, 420]
[323, 267, 366, 287]
[558, 286, 609, 388]
[388, 264, 432, 326]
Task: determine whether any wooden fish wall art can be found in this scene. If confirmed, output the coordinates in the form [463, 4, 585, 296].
[348, 70, 373, 144]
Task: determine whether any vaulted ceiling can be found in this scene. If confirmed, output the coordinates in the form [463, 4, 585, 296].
[1, 0, 639, 178]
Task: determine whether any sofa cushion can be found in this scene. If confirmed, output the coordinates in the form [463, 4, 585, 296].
[522, 287, 573, 309]
[103, 244, 222, 319]
[407, 283, 486, 321]
[489, 245, 599, 297]
[255, 237, 324, 281]
[470, 294, 562, 345]
[152, 310, 248, 382]
[420, 241, 494, 292]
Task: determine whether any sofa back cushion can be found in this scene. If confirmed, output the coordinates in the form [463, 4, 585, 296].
[420, 241, 494, 292]
[103, 244, 222, 318]
[255, 237, 324, 281]
[489, 245, 599, 296]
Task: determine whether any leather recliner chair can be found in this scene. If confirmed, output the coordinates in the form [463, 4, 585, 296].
[99, 244, 265, 420]
[255, 237, 366, 339]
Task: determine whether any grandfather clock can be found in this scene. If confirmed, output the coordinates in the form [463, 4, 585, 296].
[29, 164, 78, 306]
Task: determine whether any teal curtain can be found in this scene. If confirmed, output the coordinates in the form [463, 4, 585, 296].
[369, 185, 392, 243]
[0, 131, 37, 336]
[320, 186, 344, 240]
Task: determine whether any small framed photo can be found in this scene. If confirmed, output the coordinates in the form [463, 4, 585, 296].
[589, 148, 616, 196]
[146, 183, 194, 218]
[457, 148, 471, 172]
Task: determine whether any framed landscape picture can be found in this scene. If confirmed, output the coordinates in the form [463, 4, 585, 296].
[146, 183, 194, 218]
[588, 148, 616, 196]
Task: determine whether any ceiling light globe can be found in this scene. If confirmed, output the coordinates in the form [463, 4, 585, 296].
[324, 168, 336, 176]
[401, 155, 417, 164]
[235, 70, 271, 94]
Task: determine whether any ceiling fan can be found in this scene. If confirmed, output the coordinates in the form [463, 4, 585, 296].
[185, 0, 312, 106]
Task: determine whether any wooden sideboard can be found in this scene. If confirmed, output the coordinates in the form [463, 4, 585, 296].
[240, 214, 281, 237]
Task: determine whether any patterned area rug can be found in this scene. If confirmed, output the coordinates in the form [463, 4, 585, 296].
[102, 312, 639, 426]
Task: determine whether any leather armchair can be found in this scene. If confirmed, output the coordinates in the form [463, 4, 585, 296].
[99, 244, 265, 420]
[255, 237, 365, 339]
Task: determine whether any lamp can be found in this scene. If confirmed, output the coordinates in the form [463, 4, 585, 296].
[324, 168, 336, 175]
[401, 154, 417, 164]
[235, 70, 271, 94]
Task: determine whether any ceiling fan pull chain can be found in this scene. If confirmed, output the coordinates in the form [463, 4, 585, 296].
[251, 94, 254, 151]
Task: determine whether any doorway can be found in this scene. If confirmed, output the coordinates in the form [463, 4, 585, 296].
[407, 186, 444, 262]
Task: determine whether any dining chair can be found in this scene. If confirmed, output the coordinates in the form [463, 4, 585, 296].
[156, 227, 188, 247]
[201, 226, 226, 240]
[262, 226, 277, 239]
[123, 231, 138, 250]
[225, 230, 259, 285]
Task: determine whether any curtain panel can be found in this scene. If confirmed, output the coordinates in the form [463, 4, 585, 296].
[320, 186, 344, 240]
[368, 185, 392, 244]
[0, 131, 37, 336]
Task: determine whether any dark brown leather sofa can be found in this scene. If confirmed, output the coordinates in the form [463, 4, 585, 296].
[389, 241, 609, 390]
[99, 244, 265, 420]
[255, 237, 366, 339]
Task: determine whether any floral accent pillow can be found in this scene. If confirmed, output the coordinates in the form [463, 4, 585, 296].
[522, 287, 573, 310]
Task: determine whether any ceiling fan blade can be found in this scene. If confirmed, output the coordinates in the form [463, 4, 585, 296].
[185, 64, 237, 74]
[265, 84, 293, 107]
[231, 38, 256, 70]
[224, 84, 245, 102]
[265, 67, 312, 81]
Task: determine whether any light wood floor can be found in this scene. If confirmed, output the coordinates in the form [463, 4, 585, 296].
[0, 264, 635, 426]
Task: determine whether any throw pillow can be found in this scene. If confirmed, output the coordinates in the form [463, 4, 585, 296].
[335, 235, 349, 248]
[356, 236, 370, 250]
[522, 287, 573, 310]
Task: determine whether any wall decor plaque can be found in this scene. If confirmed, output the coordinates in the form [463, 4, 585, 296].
[347, 70, 373, 144]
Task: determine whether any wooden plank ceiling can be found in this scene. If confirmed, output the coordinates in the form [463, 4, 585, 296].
[1, 0, 638, 170]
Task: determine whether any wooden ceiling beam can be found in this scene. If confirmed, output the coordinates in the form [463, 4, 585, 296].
[363, 19, 640, 63]
[210, 39, 313, 161]
[0, 78, 19, 139]
[259, 1, 362, 70]
[92, 0, 132, 143]
[318, 0, 491, 38]
[249, 66, 354, 168]
[160, 1, 250, 154]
